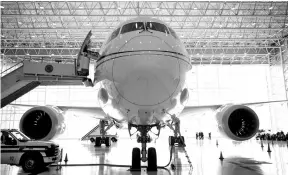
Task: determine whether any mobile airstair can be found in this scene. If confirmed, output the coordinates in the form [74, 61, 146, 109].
[1, 31, 99, 108]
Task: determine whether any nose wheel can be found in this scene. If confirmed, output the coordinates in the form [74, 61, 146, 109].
[147, 147, 157, 171]
[129, 123, 159, 171]
[131, 148, 141, 171]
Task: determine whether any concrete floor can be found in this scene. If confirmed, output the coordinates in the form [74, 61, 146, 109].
[1, 137, 288, 175]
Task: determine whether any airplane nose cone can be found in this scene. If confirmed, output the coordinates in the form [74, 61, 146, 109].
[112, 36, 180, 106]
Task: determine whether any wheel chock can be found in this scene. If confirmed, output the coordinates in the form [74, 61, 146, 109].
[219, 151, 224, 161]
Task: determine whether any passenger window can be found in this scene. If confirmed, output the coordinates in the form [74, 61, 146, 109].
[146, 22, 169, 34]
[121, 22, 145, 34]
[168, 27, 179, 40]
[107, 27, 120, 43]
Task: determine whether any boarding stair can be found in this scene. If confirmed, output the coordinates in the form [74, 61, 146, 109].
[81, 125, 100, 141]
[1, 31, 100, 108]
[81, 121, 118, 142]
[1, 60, 90, 108]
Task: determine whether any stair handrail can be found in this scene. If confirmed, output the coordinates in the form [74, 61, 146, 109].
[1, 61, 24, 77]
[81, 125, 100, 141]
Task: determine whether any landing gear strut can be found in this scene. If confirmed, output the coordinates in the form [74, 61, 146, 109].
[166, 114, 185, 147]
[94, 120, 114, 147]
[129, 123, 160, 171]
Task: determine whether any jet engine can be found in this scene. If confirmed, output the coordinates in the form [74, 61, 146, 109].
[19, 106, 65, 141]
[216, 104, 259, 141]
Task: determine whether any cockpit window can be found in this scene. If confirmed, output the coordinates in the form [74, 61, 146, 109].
[121, 22, 145, 34]
[168, 27, 179, 39]
[107, 27, 120, 43]
[146, 22, 169, 34]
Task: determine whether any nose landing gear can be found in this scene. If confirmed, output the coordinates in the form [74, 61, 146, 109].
[129, 123, 160, 171]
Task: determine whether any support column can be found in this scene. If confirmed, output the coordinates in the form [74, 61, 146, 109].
[280, 39, 288, 101]
[266, 39, 288, 132]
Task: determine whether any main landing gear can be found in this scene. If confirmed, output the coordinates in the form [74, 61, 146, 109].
[94, 120, 116, 147]
[129, 123, 161, 171]
[166, 114, 186, 147]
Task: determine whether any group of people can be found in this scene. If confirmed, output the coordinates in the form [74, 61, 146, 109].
[196, 132, 211, 140]
[256, 130, 288, 141]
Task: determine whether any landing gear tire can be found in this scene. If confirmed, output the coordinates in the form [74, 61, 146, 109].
[105, 137, 111, 147]
[95, 137, 101, 147]
[131, 147, 141, 170]
[147, 147, 157, 171]
[169, 136, 175, 146]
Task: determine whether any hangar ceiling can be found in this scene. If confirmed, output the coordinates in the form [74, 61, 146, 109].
[1, 1, 288, 65]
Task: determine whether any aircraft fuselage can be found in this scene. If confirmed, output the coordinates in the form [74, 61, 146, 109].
[95, 17, 191, 125]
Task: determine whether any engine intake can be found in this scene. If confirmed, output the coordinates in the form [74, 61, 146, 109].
[19, 106, 65, 141]
[216, 104, 259, 141]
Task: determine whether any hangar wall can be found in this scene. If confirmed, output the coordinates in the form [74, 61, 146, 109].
[1, 64, 287, 139]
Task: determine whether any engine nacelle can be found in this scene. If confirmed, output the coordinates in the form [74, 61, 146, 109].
[19, 106, 65, 141]
[216, 104, 259, 141]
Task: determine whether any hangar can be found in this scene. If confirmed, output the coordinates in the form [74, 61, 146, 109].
[1, 1, 288, 175]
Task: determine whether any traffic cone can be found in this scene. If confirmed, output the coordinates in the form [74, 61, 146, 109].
[219, 151, 224, 161]
[267, 143, 272, 153]
[64, 153, 68, 164]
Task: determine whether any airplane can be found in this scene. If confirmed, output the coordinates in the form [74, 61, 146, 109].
[6, 17, 288, 171]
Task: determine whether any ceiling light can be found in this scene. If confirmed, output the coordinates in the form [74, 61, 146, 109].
[269, 7, 273, 10]
[231, 7, 235, 10]
[26, 53, 30, 55]
[117, 7, 121, 10]
[1, 53, 4, 55]
[0, 6, 4, 9]
[79, 6, 84, 9]
[42, 45, 46, 48]
[18, 22, 22, 24]
[194, 7, 197, 10]
[155, 7, 160, 11]
[15, 45, 18, 47]
[1, 35, 4, 38]
[39, 6, 44, 9]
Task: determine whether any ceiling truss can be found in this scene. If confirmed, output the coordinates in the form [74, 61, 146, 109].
[1, 1, 288, 65]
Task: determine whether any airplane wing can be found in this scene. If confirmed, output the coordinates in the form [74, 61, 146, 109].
[180, 99, 288, 118]
[8, 103, 106, 119]
[9, 99, 287, 120]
